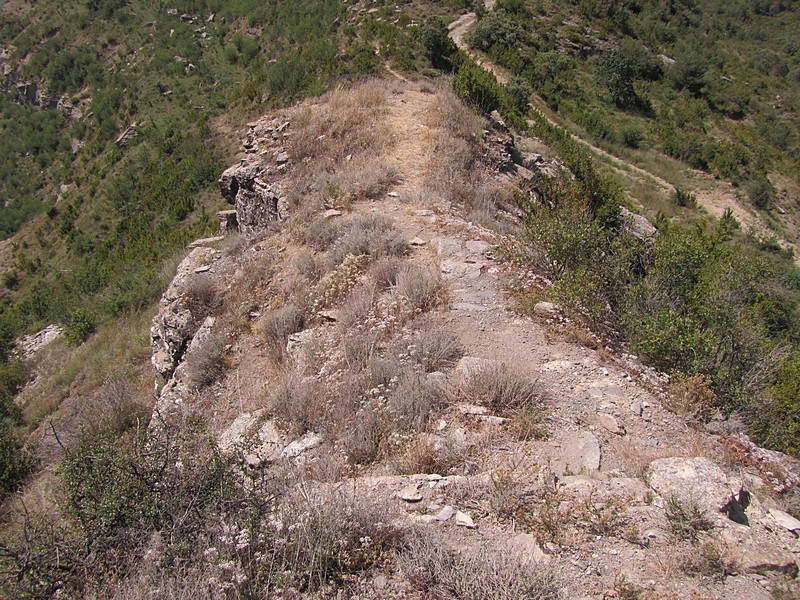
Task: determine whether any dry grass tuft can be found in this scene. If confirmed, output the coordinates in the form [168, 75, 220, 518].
[258, 304, 305, 364]
[182, 331, 228, 391]
[369, 256, 403, 291]
[400, 528, 563, 600]
[411, 328, 463, 373]
[327, 214, 409, 269]
[665, 372, 718, 423]
[323, 160, 399, 209]
[393, 265, 448, 313]
[337, 283, 377, 330]
[288, 80, 390, 164]
[665, 494, 714, 543]
[183, 277, 221, 321]
[388, 372, 445, 433]
[456, 363, 543, 414]
[680, 541, 738, 580]
[80, 377, 150, 436]
[267, 374, 326, 436]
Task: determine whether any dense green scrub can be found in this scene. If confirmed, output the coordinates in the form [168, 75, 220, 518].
[469, 0, 800, 204]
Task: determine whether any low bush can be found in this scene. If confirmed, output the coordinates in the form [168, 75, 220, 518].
[665, 494, 713, 543]
[457, 363, 543, 414]
[268, 373, 326, 436]
[0, 424, 33, 498]
[671, 187, 697, 208]
[388, 372, 445, 432]
[182, 331, 227, 390]
[394, 265, 448, 314]
[452, 59, 503, 114]
[680, 542, 738, 580]
[327, 214, 409, 269]
[411, 328, 463, 373]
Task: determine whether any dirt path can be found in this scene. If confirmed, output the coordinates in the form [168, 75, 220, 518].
[349, 87, 799, 598]
[384, 89, 435, 195]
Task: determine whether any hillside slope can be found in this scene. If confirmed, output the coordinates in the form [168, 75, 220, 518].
[6, 78, 799, 599]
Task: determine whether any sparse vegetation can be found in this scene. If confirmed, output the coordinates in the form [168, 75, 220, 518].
[665, 494, 714, 543]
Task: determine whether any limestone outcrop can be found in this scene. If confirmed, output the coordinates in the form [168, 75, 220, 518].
[218, 162, 280, 236]
[150, 246, 219, 381]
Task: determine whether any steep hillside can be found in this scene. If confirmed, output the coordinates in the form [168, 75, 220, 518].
[3, 76, 800, 600]
[2, 1, 800, 598]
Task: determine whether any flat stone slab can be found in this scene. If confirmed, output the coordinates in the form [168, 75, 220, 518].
[465, 240, 491, 254]
[282, 431, 322, 458]
[540, 430, 601, 475]
[187, 235, 224, 248]
[451, 302, 488, 312]
[769, 508, 800, 533]
[455, 356, 496, 378]
[647, 457, 730, 512]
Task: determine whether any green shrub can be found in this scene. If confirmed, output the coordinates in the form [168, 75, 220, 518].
[417, 16, 457, 70]
[452, 60, 503, 114]
[469, 10, 530, 53]
[747, 177, 775, 210]
[63, 308, 95, 346]
[0, 424, 32, 498]
[618, 123, 643, 148]
[671, 187, 697, 207]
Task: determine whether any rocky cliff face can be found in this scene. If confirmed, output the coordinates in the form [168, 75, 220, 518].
[216, 117, 293, 236]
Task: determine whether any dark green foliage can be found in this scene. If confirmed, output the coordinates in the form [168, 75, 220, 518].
[596, 50, 639, 108]
[670, 50, 708, 97]
[503, 76, 533, 119]
[470, 10, 530, 53]
[0, 424, 32, 498]
[417, 16, 457, 70]
[672, 187, 698, 207]
[756, 356, 800, 456]
[519, 142, 800, 455]
[64, 308, 95, 346]
[43, 47, 101, 96]
[453, 59, 503, 114]
[618, 123, 643, 148]
[747, 177, 775, 210]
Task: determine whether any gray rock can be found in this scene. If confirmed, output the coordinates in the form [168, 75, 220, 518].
[769, 509, 800, 533]
[281, 431, 322, 458]
[435, 505, 455, 521]
[150, 247, 218, 380]
[398, 483, 424, 503]
[596, 413, 624, 435]
[427, 371, 447, 385]
[620, 207, 656, 241]
[322, 209, 342, 219]
[454, 510, 476, 528]
[275, 151, 289, 164]
[647, 457, 729, 512]
[218, 162, 281, 235]
[466, 240, 491, 254]
[409, 237, 426, 246]
[533, 301, 559, 318]
[630, 402, 643, 416]
[16, 325, 63, 360]
[187, 235, 225, 248]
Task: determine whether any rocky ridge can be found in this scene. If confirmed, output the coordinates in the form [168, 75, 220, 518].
[149, 83, 800, 599]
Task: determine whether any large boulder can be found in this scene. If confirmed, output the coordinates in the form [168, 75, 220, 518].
[218, 162, 281, 236]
